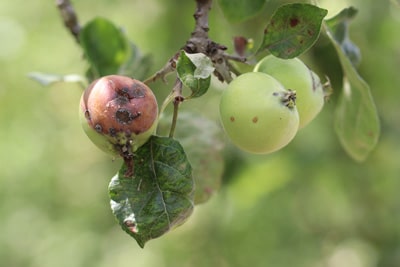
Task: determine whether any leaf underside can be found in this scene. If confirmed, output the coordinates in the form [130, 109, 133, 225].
[325, 8, 380, 161]
[218, 0, 267, 23]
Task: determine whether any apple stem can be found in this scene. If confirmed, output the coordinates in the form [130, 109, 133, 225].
[169, 79, 184, 138]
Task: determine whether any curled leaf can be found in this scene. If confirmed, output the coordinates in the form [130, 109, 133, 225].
[176, 51, 214, 99]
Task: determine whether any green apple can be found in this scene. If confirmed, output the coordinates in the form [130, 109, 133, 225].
[254, 55, 324, 128]
[219, 72, 299, 154]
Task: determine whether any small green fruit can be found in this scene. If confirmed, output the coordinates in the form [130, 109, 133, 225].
[219, 72, 299, 154]
[254, 55, 325, 128]
[79, 75, 158, 157]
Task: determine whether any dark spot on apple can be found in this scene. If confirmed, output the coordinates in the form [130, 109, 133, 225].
[84, 110, 91, 120]
[307, 29, 314, 36]
[290, 17, 300, 27]
[109, 127, 117, 137]
[116, 108, 141, 124]
[252, 116, 258, 123]
[230, 116, 235, 122]
[131, 84, 146, 98]
[116, 95, 129, 105]
[118, 87, 131, 99]
[95, 124, 103, 133]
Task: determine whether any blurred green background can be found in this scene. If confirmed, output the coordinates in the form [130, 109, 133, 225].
[1, 0, 399, 266]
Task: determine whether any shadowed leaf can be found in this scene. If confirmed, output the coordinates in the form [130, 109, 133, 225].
[158, 112, 224, 204]
[218, 0, 267, 23]
[325, 7, 361, 66]
[324, 11, 380, 161]
[109, 136, 194, 247]
[80, 17, 130, 79]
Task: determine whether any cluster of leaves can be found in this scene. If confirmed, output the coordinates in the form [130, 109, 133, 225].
[30, 1, 380, 247]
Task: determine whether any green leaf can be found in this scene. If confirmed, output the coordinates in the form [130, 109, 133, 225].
[158, 112, 224, 204]
[218, 0, 267, 23]
[109, 136, 194, 248]
[325, 22, 380, 162]
[28, 72, 86, 88]
[325, 7, 361, 66]
[80, 17, 130, 78]
[176, 51, 214, 99]
[258, 3, 328, 58]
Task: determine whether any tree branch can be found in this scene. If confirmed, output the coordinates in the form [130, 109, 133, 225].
[146, 0, 245, 85]
[185, 0, 236, 82]
[143, 53, 179, 84]
[56, 0, 81, 43]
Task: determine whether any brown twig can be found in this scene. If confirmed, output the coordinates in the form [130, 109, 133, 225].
[56, 0, 81, 43]
[143, 53, 179, 85]
[145, 0, 245, 84]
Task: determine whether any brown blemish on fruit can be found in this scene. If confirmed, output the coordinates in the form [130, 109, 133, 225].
[84, 110, 91, 120]
[290, 18, 300, 27]
[94, 124, 103, 133]
[115, 108, 141, 124]
[131, 84, 146, 98]
[109, 128, 117, 137]
[230, 116, 235, 122]
[116, 84, 146, 100]
[117, 87, 131, 99]
[307, 29, 314, 36]
[252, 116, 258, 123]
[115, 94, 129, 105]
